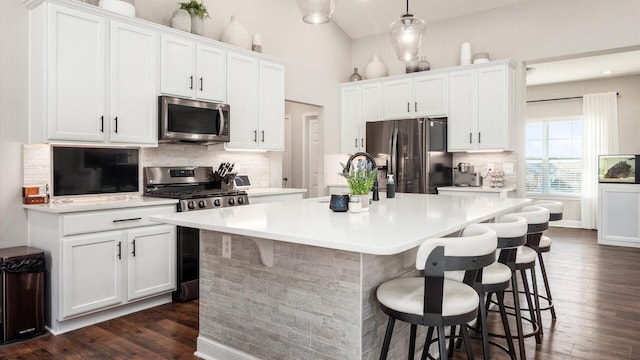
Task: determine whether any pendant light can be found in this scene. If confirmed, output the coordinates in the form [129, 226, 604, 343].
[297, 0, 337, 24]
[389, 0, 425, 61]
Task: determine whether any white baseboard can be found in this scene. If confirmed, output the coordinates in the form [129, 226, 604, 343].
[195, 335, 262, 360]
[549, 220, 582, 229]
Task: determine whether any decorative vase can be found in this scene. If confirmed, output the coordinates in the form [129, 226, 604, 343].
[405, 59, 418, 73]
[360, 193, 371, 211]
[417, 56, 431, 71]
[460, 42, 472, 66]
[220, 15, 251, 50]
[349, 68, 362, 82]
[365, 54, 387, 79]
[190, 12, 204, 36]
[348, 195, 362, 213]
[170, 9, 191, 32]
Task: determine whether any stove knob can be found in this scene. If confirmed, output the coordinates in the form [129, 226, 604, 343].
[198, 200, 206, 208]
[237, 197, 244, 205]
[187, 201, 196, 209]
[214, 199, 221, 207]
[228, 198, 235, 206]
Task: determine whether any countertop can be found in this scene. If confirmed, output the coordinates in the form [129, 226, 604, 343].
[23, 196, 178, 213]
[150, 193, 531, 255]
[437, 186, 516, 193]
[244, 187, 307, 197]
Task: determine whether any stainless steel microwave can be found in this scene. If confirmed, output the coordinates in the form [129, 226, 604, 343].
[158, 96, 230, 144]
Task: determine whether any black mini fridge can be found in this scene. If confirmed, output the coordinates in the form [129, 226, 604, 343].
[0, 246, 46, 344]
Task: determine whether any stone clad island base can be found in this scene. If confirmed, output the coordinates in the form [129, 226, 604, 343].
[196, 231, 424, 360]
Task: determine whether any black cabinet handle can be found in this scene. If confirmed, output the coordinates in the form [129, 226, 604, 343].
[114, 116, 118, 134]
[478, 132, 481, 143]
[100, 116, 104, 133]
[189, 75, 193, 90]
[361, 138, 364, 148]
[199, 77, 203, 91]
[261, 130, 265, 142]
[112, 217, 142, 223]
[117, 241, 121, 260]
[469, 132, 473, 144]
[355, 138, 358, 147]
[131, 239, 136, 257]
[407, 102, 410, 112]
[415, 102, 418, 112]
[253, 130, 257, 142]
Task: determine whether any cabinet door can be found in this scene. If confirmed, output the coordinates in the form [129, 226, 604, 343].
[258, 61, 285, 150]
[226, 52, 259, 149]
[477, 65, 510, 150]
[339, 86, 361, 154]
[383, 79, 412, 119]
[414, 74, 448, 117]
[361, 83, 382, 122]
[61, 231, 124, 318]
[196, 44, 226, 102]
[160, 34, 195, 98]
[47, 4, 105, 142]
[447, 69, 477, 151]
[127, 225, 176, 301]
[109, 21, 157, 145]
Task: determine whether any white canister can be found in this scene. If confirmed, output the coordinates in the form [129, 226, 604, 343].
[460, 42, 471, 66]
[365, 54, 388, 79]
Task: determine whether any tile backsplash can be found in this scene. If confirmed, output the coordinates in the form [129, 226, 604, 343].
[453, 152, 518, 188]
[23, 143, 272, 191]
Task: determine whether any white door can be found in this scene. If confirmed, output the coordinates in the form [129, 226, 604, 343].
[447, 69, 477, 151]
[109, 21, 157, 145]
[196, 44, 226, 102]
[61, 231, 124, 318]
[47, 4, 105, 142]
[414, 73, 448, 117]
[127, 225, 176, 301]
[477, 65, 508, 150]
[226, 52, 259, 149]
[259, 60, 285, 150]
[160, 34, 195, 98]
[306, 114, 321, 198]
[383, 79, 412, 119]
[339, 86, 361, 154]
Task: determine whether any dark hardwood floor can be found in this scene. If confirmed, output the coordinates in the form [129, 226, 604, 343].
[1, 227, 639, 359]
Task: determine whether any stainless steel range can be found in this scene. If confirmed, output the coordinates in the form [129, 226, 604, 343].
[143, 166, 249, 302]
[143, 166, 248, 212]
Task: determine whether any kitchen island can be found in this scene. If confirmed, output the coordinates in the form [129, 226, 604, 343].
[150, 193, 531, 360]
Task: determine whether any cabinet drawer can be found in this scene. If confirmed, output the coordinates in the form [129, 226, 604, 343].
[62, 205, 176, 236]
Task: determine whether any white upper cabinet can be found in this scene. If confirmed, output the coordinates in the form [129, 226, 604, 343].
[47, 4, 106, 142]
[339, 82, 382, 154]
[383, 73, 447, 119]
[109, 21, 158, 144]
[447, 61, 514, 152]
[31, 3, 158, 145]
[160, 34, 226, 102]
[226, 52, 285, 151]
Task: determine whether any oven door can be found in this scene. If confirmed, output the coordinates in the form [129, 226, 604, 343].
[159, 96, 230, 143]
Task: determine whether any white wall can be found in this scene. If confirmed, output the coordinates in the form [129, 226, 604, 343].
[0, 1, 29, 248]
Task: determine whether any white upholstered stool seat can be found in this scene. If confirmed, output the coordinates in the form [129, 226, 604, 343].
[540, 235, 552, 248]
[535, 200, 564, 221]
[377, 278, 478, 317]
[516, 246, 537, 264]
[376, 224, 498, 360]
[481, 262, 512, 285]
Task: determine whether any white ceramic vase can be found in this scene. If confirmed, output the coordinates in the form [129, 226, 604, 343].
[170, 9, 191, 32]
[460, 42, 472, 66]
[365, 55, 387, 79]
[220, 15, 251, 50]
[190, 12, 204, 36]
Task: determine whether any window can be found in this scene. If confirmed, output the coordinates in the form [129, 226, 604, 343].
[526, 119, 583, 195]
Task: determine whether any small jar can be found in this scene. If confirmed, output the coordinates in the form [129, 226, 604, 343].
[405, 60, 418, 73]
[349, 195, 362, 213]
[251, 34, 262, 53]
[349, 68, 362, 82]
[417, 56, 430, 71]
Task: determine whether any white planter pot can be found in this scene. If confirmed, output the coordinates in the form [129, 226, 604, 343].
[190, 13, 204, 35]
[170, 9, 191, 32]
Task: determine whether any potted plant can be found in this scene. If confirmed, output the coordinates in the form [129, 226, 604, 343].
[178, 1, 210, 35]
[340, 159, 378, 211]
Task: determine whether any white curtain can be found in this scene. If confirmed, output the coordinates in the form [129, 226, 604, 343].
[581, 92, 619, 229]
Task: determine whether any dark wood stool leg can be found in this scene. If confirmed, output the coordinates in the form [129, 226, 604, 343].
[521, 269, 542, 344]
[409, 324, 417, 360]
[537, 251, 557, 319]
[421, 327, 435, 360]
[460, 326, 475, 360]
[511, 272, 527, 360]
[497, 290, 517, 360]
[437, 326, 448, 360]
[380, 317, 395, 360]
[478, 291, 491, 360]
[529, 264, 544, 342]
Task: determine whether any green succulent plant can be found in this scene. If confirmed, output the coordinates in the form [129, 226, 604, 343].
[179, 1, 210, 19]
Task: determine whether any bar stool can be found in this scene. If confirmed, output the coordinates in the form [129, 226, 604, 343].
[376, 224, 497, 360]
[533, 200, 564, 320]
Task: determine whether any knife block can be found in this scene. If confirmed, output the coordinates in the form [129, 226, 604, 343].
[213, 172, 237, 191]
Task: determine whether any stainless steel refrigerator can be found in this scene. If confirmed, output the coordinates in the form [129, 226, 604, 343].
[366, 118, 453, 194]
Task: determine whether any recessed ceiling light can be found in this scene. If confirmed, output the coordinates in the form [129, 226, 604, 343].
[602, 70, 615, 75]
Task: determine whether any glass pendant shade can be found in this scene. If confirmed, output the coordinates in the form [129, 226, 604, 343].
[389, 14, 425, 61]
[297, 0, 337, 24]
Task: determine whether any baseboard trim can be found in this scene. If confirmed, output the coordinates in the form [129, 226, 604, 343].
[195, 335, 261, 360]
[549, 220, 582, 229]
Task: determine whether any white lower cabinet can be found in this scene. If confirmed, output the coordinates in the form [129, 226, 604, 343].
[598, 183, 640, 247]
[28, 204, 177, 334]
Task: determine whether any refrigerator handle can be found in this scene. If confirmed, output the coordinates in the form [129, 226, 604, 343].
[390, 127, 398, 177]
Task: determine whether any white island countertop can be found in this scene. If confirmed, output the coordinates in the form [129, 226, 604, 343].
[437, 186, 516, 194]
[150, 193, 531, 255]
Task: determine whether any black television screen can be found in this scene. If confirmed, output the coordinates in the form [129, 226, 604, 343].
[53, 147, 139, 196]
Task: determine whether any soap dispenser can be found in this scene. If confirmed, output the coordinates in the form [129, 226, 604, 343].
[387, 175, 395, 198]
